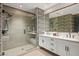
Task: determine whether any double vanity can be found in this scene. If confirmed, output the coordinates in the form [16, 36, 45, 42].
[39, 32, 79, 56]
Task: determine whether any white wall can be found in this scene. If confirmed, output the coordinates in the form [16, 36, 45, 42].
[45, 3, 73, 14]
[49, 4, 79, 18]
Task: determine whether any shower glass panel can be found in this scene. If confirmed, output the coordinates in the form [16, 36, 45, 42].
[0, 4, 37, 56]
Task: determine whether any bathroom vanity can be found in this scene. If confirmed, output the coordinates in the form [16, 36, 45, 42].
[39, 32, 79, 56]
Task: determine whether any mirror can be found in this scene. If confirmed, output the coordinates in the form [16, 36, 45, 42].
[49, 14, 79, 32]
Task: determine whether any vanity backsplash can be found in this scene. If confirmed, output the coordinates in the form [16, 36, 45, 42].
[41, 32, 79, 39]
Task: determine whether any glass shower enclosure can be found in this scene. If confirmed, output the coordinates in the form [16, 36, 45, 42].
[0, 3, 37, 56]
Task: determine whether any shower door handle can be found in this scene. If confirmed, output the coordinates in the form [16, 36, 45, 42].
[24, 29, 26, 34]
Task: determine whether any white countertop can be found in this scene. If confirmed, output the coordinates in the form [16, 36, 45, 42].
[39, 34, 79, 43]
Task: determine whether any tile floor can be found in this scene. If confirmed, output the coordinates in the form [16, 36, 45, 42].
[23, 48, 54, 56]
[4, 44, 35, 56]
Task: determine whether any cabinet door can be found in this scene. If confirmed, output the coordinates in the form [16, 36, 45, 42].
[69, 41, 79, 56]
[39, 36, 47, 49]
[55, 39, 67, 56]
[48, 38, 56, 53]
[39, 36, 56, 53]
[39, 36, 44, 47]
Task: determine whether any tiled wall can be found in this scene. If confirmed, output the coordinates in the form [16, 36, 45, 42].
[35, 8, 45, 34]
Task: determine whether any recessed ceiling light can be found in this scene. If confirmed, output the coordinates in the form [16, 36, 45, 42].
[19, 5, 22, 8]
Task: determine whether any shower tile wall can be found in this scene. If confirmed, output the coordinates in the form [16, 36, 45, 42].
[0, 3, 2, 55]
[35, 8, 45, 34]
[45, 14, 50, 31]
[3, 15, 32, 51]
[34, 8, 45, 46]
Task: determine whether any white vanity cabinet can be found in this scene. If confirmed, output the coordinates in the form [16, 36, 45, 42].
[55, 39, 70, 56]
[46, 37, 56, 53]
[39, 36, 56, 53]
[55, 39, 79, 56]
[39, 35, 79, 56]
[39, 36, 48, 49]
[68, 41, 79, 56]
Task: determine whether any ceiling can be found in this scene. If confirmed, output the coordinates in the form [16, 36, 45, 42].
[4, 3, 57, 13]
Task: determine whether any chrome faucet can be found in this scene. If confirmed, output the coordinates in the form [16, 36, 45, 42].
[69, 32, 71, 38]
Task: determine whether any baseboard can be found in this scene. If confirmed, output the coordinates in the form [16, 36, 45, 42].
[39, 46, 59, 56]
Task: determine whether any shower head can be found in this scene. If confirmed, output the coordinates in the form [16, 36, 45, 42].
[2, 10, 12, 17]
